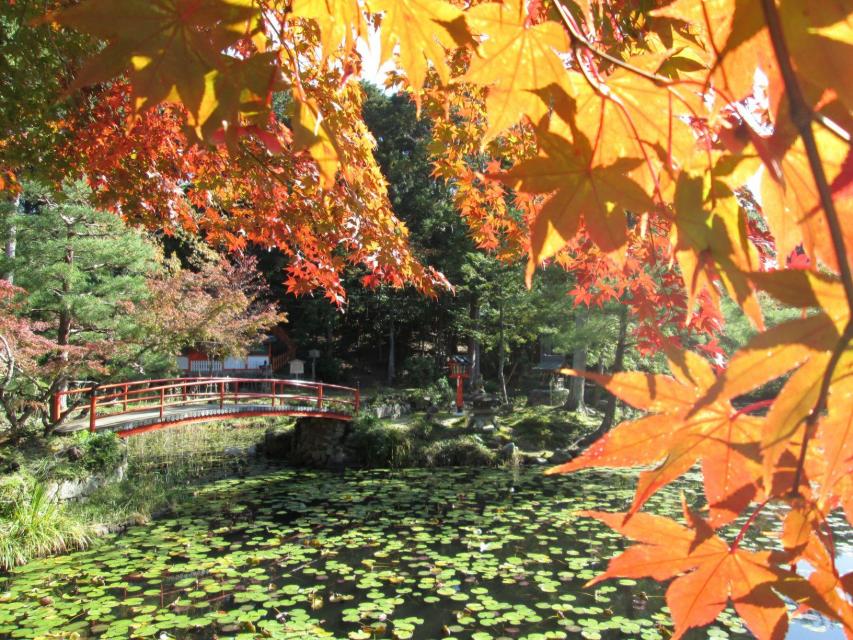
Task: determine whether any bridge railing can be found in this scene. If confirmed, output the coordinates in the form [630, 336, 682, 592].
[52, 377, 360, 432]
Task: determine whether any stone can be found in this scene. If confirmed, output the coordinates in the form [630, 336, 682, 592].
[500, 442, 517, 460]
[47, 461, 127, 501]
[262, 428, 293, 458]
[64, 446, 84, 462]
[290, 417, 351, 468]
[480, 425, 495, 433]
[223, 447, 242, 457]
[547, 448, 574, 465]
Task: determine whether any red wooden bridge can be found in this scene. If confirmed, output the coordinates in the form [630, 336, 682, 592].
[52, 377, 360, 438]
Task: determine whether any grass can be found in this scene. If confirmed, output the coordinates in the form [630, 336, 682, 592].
[0, 479, 89, 571]
[0, 417, 293, 570]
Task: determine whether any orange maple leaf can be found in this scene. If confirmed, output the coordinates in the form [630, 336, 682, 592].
[583, 508, 796, 640]
[548, 349, 762, 526]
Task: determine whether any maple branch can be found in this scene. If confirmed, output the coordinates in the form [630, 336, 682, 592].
[760, 0, 853, 495]
[732, 496, 773, 551]
[760, 0, 853, 304]
[554, 1, 673, 87]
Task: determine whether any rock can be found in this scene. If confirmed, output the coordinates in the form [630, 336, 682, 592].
[246, 444, 257, 457]
[548, 448, 574, 465]
[500, 442, 517, 460]
[46, 461, 127, 501]
[262, 428, 292, 458]
[223, 447, 242, 457]
[290, 417, 351, 468]
[480, 425, 495, 433]
[64, 446, 84, 461]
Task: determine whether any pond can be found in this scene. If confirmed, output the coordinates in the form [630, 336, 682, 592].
[0, 466, 848, 639]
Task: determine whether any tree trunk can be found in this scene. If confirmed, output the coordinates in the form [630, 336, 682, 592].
[51, 230, 75, 431]
[498, 295, 508, 403]
[565, 308, 589, 411]
[3, 198, 16, 284]
[387, 315, 395, 385]
[467, 295, 481, 390]
[591, 360, 605, 407]
[600, 305, 629, 431]
[568, 305, 629, 455]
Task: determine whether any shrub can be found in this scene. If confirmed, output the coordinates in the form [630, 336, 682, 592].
[348, 416, 414, 468]
[422, 436, 496, 467]
[403, 355, 440, 387]
[76, 430, 125, 474]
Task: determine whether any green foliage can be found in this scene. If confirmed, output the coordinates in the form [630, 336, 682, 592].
[348, 415, 414, 468]
[74, 431, 124, 475]
[1, 180, 159, 376]
[0, 479, 89, 570]
[421, 435, 496, 467]
[402, 354, 440, 386]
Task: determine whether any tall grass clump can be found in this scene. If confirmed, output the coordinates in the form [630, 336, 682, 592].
[0, 476, 89, 570]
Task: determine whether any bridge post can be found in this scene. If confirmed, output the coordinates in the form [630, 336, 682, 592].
[271, 380, 276, 407]
[123, 383, 129, 412]
[89, 391, 97, 433]
[317, 384, 324, 410]
[219, 382, 224, 408]
[159, 387, 165, 419]
[234, 380, 239, 404]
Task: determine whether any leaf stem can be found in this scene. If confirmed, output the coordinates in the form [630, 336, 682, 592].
[554, 2, 673, 87]
[759, 0, 853, 496]
[732, 496, 772, 551]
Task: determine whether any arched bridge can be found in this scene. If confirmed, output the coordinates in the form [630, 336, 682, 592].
[52, 378, 360, 438]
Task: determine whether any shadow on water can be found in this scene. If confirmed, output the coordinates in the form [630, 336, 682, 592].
[0, 466, 849, 639]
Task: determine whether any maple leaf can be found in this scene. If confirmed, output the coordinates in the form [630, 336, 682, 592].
[495, 124, 653, 283]
[463, 0, 570, 140]
[365, 0, 473, 95]
[291, 0, 366, 55]
[548, 350, 762, 526]
[582, 509, 794, 640]
[291, 97, 341, 189]
[758, 113, 850, 273]
[651, 0, 780, 106]
[53, 0, 263, 134]
[671, 173, 763, 328]
[779, 0, 853, 115]
[690, 269, 851, 485]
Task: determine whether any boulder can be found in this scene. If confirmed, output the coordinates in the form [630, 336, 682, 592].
[262, 428, 293, 458]
[290, 417, 352, 468]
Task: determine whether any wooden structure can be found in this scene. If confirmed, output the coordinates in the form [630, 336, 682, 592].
[51, 377, 359, 438]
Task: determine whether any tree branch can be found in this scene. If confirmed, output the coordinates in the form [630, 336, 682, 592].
[759, 0, 853, 494]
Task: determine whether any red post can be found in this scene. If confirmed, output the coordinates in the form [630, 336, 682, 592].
[271, 380, 276, 407]
[219, 382, 224, 408]
[51, 393, 61, 423]
[159, 387, 165, 419]
[317, 384, 324, 410]
[89, 392, 97, 433]
[455, 376, 464, 413]
[123, 383, 129, 412]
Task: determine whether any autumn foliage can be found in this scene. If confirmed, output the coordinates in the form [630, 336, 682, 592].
[8, 0, 853, 636]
